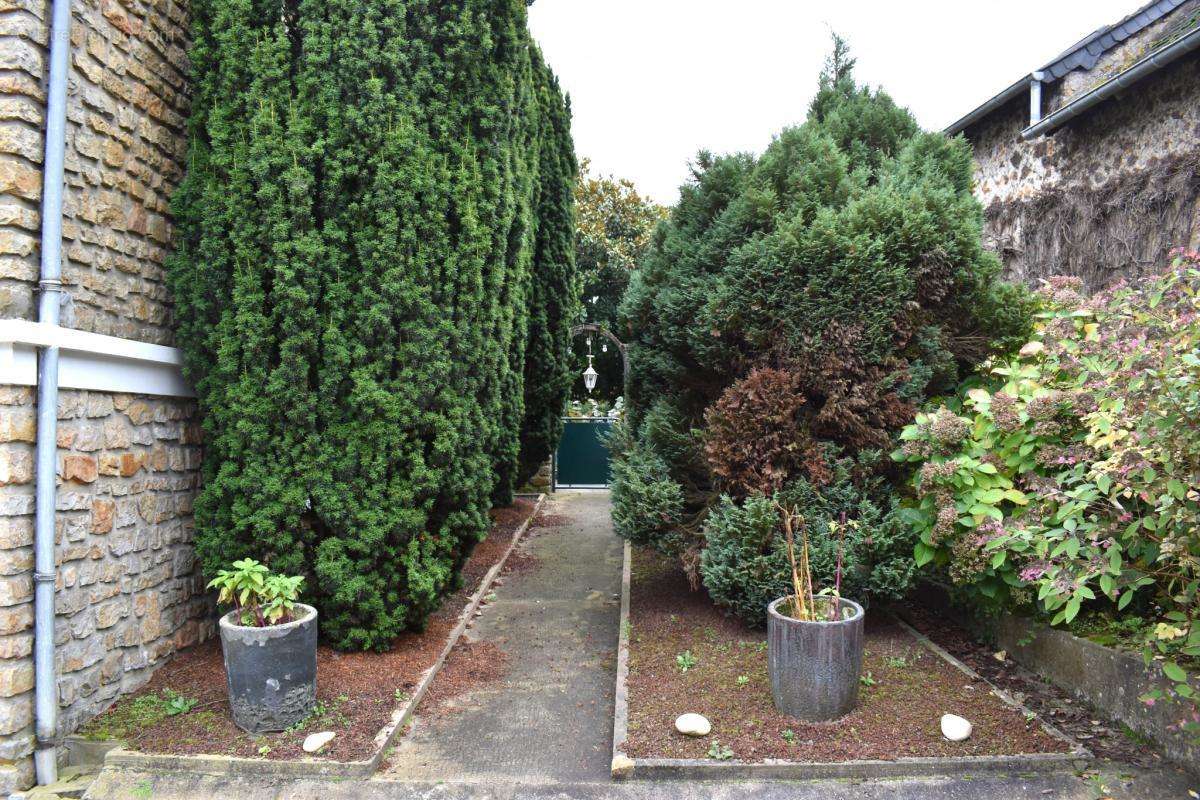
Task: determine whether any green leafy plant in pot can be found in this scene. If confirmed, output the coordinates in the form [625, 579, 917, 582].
[210, 559, 317, 733]
[768, 505, 865, 721]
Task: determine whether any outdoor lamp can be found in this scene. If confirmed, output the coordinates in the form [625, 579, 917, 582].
[583, 354, 599, 393]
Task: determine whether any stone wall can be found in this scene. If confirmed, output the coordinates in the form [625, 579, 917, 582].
[0, 388, 207, 791]
[963, 3, 1200, 290]
[0, 0, 201, 792]
[0, 0, 190, 344]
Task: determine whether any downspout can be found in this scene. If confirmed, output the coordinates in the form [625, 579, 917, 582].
[1022, 24, 1200, 139]
[1029, 71, 1044, 125]
[33, 0, 72, 785]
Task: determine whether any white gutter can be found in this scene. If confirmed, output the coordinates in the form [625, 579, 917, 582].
[1022, 24, 1200, 139]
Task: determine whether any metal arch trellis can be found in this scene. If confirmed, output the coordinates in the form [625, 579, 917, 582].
[570, 323, 629, 388]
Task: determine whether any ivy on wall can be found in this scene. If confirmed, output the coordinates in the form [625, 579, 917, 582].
[168, 0, 575, 650]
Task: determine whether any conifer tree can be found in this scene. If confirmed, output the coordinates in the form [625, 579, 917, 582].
[613, 38, 1033, 597]
[169, 0, 574, 650]
[518, 58, 579, 488]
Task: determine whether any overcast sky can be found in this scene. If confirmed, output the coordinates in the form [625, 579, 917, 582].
[528, 0, 1136, 205]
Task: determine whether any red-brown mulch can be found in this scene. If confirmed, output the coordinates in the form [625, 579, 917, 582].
[898, 602, 1167, 768]
[624, 547, 1071, 763]
[407, 639, 509, 720]
[78, 499, 537, 763]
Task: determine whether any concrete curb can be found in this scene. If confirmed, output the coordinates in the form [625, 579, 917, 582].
[90, 493, 548, 780]
[610, 540, 634, 778]
[611, 543, 1089, 782]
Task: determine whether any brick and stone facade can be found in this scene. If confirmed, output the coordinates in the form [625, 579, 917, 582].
[955, 1, 1200, 290]
[0, 0, 201, 792]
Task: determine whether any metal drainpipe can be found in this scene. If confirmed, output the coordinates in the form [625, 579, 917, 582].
[33, 0, 72, 786]
[1029, 71, 1044, 126]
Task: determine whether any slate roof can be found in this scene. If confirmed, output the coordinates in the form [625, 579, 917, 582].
[945, 0, 1191, 135]
[1038, 0, 1189, 80]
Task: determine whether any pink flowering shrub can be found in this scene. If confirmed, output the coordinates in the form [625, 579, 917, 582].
[896, 250, 1200, 731]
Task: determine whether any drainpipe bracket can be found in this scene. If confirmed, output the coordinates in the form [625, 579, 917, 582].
[32, 571, 55, 583]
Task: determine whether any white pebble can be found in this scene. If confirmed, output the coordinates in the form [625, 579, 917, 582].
[302, 731, 335, 753]
[674, 713, 711, 737]
[940, 713, 973, 742]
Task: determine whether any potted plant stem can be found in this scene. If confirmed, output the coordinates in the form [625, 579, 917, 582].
[767, 505, 865, 721]
[210, 559, 317, 733]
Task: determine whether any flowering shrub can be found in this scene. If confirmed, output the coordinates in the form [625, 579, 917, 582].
[896, 251, 1200, 731]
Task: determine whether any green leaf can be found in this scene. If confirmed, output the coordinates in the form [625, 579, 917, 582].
[1062, 597, 1081, 624]
[1162, 662, 1187, 683]
[1167, 478, 1186, 500]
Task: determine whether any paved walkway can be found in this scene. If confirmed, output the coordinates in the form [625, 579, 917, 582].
[384, 490, 623, 783]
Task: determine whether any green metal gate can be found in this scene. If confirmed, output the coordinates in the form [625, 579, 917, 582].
[554, 417, 613, 488]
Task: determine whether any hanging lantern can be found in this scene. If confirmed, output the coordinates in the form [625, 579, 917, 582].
[583, 354, 599, 394]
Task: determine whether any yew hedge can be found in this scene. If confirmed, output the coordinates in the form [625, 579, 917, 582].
[169, 0, 575, 650]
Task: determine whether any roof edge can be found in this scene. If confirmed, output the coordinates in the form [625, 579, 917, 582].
[943, 76, 1029, 137]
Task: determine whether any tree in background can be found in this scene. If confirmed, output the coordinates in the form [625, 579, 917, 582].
[570, 161, 667, 403]
[169, 0, 574, 650]
[612, 36, 1033, 611]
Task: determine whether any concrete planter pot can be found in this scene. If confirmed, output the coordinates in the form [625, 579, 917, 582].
[767, 597, 864, 721]
[219, 603, 318, 733]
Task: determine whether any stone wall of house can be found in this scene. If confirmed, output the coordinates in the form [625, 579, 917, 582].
[0, 0, 190, 344]
[0, 0, 201, 792]
[963, 4, 1200, 291]
[0, 389, 208, 791]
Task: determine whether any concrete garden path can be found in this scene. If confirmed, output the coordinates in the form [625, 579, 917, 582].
[383, 490, 624, 783]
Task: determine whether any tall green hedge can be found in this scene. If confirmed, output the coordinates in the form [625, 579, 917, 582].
[517, 60, 579, 489]
[169, 0, 574, 650]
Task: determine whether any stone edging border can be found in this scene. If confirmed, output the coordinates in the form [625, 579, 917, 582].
[83, 493, 548, 780]
[610, 539, 634, 777]
[609, 540, 1089, 781]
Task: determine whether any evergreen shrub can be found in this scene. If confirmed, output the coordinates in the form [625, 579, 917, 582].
[169, 0, 574, 650]
[700, 459, 917, 625]
[612, 38, 1031, 609]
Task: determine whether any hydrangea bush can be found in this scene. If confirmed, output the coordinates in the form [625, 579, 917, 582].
[896, 251, 1200, 731]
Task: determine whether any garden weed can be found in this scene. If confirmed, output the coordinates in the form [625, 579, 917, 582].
[706, 739, 734, 760]
[676, 650, 698, 673]
[79, 688, 199, 740]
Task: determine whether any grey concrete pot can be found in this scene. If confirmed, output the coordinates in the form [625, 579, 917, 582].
[219, 603, 318, 733]
[767, 596, 864, 722]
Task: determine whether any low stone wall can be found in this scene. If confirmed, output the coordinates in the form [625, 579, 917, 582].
[995, 614, 1200, 776]
[0, 387, 210, 792]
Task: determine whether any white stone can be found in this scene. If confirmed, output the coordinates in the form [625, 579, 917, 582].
[674, 713, 711, 737]
[940, 714, 972, 742]
[302, 731, 335, 753]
